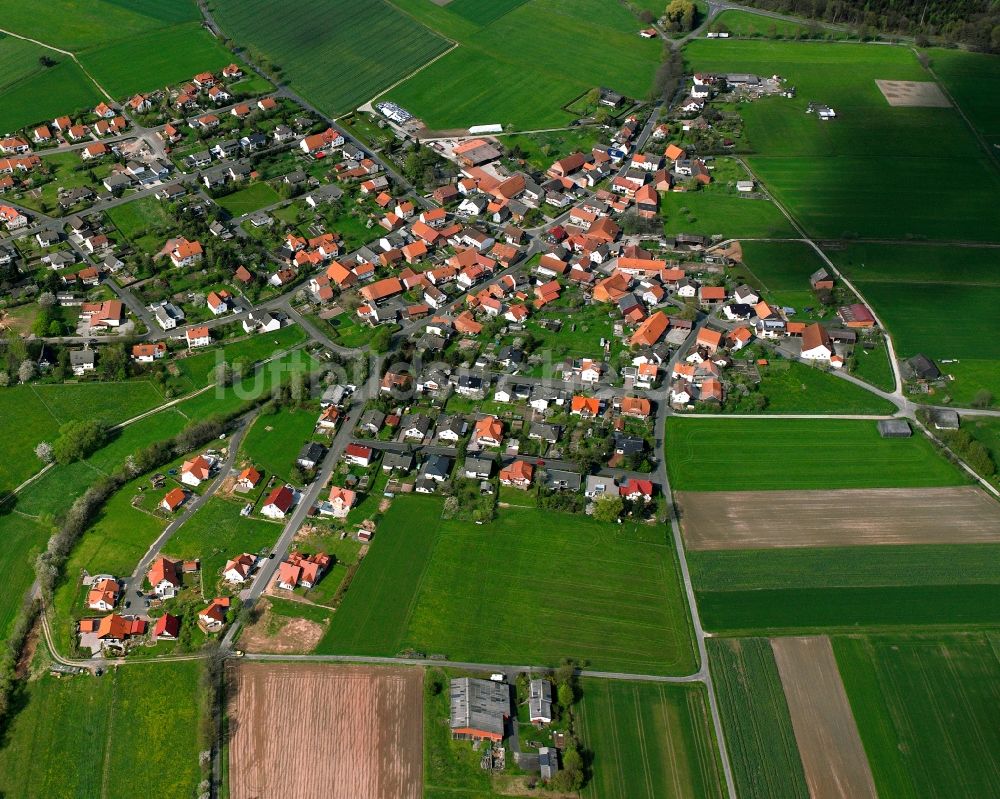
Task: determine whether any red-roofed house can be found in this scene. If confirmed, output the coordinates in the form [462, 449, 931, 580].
[199, 597, 230, 632]
[261, 485, 295, 519]
[499, 459, 534, 489]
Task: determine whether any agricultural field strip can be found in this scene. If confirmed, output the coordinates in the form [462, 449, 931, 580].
[771, 636, 877, 799]
[677, 487, 1000, 549]
[228, 663, 422, 799]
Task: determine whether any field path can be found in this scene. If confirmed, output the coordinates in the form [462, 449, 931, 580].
[0, 26, 115, 102]
[771, 637, 877, 799]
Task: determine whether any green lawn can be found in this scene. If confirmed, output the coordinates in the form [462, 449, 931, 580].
[497, 127, 603, 173]
[318, 498, 698, 674]
[0, 0, 200, 50]
[578, 679, 725, 799]
[0, 59, 104, 137]
[743, 360, 896, 415]
[0, 34, 52, 92]
[734, 239, 830, 311]
[106, 195, 175, 254]
[209, 0, 451, 117]
[215, 182, 282, 217]
[849, 337, 895, 393]
[691, 544, 1000, 633]
[173, 325, 308, 388]
[830, 242, 1000, 406]
[836, 634, 1000, 798]
[663, 192, 796, 239]
[166, 496, 282, 585]
[0, 661, 202, 799]
[240, 407, 318, 483]
[665, 418, 965, 491]
[385, 0, 662, 130]
[683, 40, 1000, 241]
[79, 22, 236, 99]
[707, 638, 807, 799]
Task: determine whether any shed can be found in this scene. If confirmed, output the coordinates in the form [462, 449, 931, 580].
[877, 419, 911, 438]
[930, 409, 960, 430]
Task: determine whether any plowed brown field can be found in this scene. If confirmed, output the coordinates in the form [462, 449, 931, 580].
[677, 486, 1000, 549]
[229, 663, 423, 799]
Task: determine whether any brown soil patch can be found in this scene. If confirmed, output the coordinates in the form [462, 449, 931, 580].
[876, 79, 950, 107]
[676, 487, 1000, 549]
[771, 637, 877, 799]
[239, 598, 327, 654]
[229, 662, 423, 799]
[15, 616, 41, 679]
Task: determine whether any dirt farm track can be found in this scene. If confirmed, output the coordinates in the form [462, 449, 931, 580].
[228, 663, 423, 799]
[676, 487, 1000, 549]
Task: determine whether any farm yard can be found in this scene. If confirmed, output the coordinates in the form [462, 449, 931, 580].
[770, 636, 877, 799]
[682, 40, 1000, 242]
[208, 0, 451, 117]
[676, 487, 1000, 549]
[578, 679, 725, 799]
[384, 0, 662, 130]
[228, 663, 423, 799]
[708, 638, 807, 799]
[318, 497, 698, 675]
[664, 418, 966, 492]
[0, 662, 201, 799]
[835, 634, 1000, 798]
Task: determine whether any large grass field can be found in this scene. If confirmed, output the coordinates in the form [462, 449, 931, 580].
[690, 544, 1000, 633]
[166, 496, 282, 583]
[662, 192, 796, 239]
[173, 324, 307, 388]
[0, 381, 166, 493]
[665, 418, 965, 491]
[79, 22, 237, 99]
[317, 498, 698, 674]
[746, 360, 896, 415]
[707, 638, 807, 799]
[928, 48, 1000, 148]
[0, 661, 201, 799]
[214, 181, 281, 217]
[209, 0, 451, 117]
[385, 0, 662, 130]
[578, 679, 725, 799]
[239, 406, 318, 483]
[836, 634, 1000, 797]
[683, 40, 1000, 241]
[0, 0, 200, 51]
[734, 239, 829, 310]
[0, 58, 104, 133]
[829, 242, 1000, 405]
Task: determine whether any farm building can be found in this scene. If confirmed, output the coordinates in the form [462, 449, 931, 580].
[930, 409, 960, 430]
[450, 678, 510, 743]
[877, 419, 911, 438]
[529, 679, 553, 725]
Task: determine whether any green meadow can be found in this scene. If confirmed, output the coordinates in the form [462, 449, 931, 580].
[578, 679, 725, 799]
[318, 498, 698, 674]
[836, 634, 1000, 798]
[386, 0, 662, 130]
[210, 0, 451, 117]
[683, 40, 1000, 241]
[665, 418, 965, 491]
[0, 662, 202, 799]
[239, 406, 319, 483]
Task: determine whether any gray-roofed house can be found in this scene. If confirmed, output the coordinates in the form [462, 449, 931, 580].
[401, 413, 432, 441]
[436, 414, 467, 443]
[613, 433, 644, 457]
[585, 474, 618, 498]
[543, 468, 582, 491]
[450, 677, 510, 742]
[463, 455, 494, 479]
[382, 451, 415, 473]
[529, 422, 562, 443]
[906, 353, 941, 382]
[358, 409, 386, 435]
[70, 349, 96, 376]
[421, 454, 452, 482]
[528, 679, 553, 725]
[296, 442, 326, 470]
[539, 747, 560, 782]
